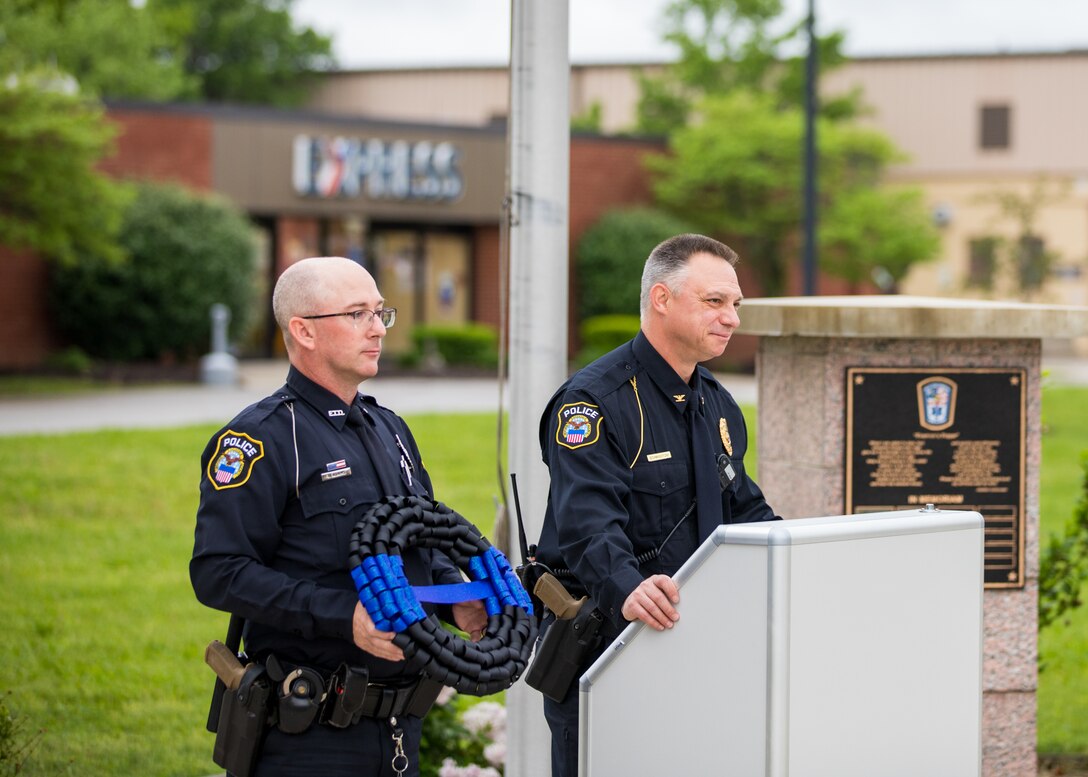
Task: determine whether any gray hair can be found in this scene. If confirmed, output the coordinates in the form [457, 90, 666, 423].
[639, 234, 738, 316]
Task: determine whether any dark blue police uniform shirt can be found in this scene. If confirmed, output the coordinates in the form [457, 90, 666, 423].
[191, 366, 461, 677]
[536, 331, 778, 629]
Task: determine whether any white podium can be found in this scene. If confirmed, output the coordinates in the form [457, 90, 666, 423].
[579, 508, 984, 777]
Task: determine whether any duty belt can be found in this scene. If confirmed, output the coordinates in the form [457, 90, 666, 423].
[357, 676, 444, 721]
[266, 654, 445, 733]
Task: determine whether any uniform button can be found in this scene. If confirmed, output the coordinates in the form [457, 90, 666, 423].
[339, 497, 347, 506]
[660, 481, 667, 490]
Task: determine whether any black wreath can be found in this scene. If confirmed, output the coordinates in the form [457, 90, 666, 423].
[348, 495, 537, 696]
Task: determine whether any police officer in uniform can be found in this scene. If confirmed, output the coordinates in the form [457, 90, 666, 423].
[535, 234, 780, 777]
[191, 256, 486, 776]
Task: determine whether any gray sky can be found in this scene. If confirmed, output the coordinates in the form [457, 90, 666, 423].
[291, 0, 1088, 69]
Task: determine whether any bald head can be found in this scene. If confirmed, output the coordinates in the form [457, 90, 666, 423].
[273, 256, 373, 351]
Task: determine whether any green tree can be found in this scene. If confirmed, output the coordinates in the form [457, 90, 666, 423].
[636, 0, 857, 135]
[575, 208, 697, 319]
[637, 0, 937, 296]
[0, 75, 132, 266]
[49, 182, 257, 362]
[148, 0, 335, 106]
[1040, 453, 1088, 633]
[648, 91, 937, 296]
[973, 177, 1069, 296]
[0, 0, 194, 100]
[571, 101, 603, 134]
[0, 0, 333, 105]
[820, 188, 941, 292]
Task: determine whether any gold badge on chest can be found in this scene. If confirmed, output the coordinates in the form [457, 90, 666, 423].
[719, 418, 733, 456]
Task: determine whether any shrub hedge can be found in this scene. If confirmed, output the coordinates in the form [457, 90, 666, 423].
[49, 182, 256, 362]
[574, 207, 696, 320]
[576, 314, 641, 366]
[411, 323, 499, 369]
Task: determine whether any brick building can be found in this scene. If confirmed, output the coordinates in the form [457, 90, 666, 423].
[3, 101, 680, 369]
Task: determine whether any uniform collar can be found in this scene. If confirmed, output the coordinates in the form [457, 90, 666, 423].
[632, 331, 702, 415]
[285, 366, 356, 429]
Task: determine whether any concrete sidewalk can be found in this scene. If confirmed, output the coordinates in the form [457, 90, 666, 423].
[0, 360, 759, 437]
[3, 355, 1083, 437]
[0, 362, 502, 436]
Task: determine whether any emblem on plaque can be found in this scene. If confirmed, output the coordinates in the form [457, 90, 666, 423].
[917, 377, 957, 431]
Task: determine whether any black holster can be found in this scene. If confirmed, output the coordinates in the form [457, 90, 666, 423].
[212, 664, 272, 777]
[524, 605, 605, 702]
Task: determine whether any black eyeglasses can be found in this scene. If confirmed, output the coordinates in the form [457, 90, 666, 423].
[301, 308, 397, 328]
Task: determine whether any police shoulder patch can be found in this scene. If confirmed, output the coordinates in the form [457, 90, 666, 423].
[556, 402, 603, 450]
[208, 430, 265, 490]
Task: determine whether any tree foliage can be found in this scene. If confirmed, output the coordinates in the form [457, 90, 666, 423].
[0, 0, 335, 105]
[637, 0, 858, 135]
[49, 182, 257, 362]
[819, 187, 941, 290]
[640, 0, 939, 295]
[575, 207, 697, 319]
[0, 0, 195, 100]
[147, 0, 336, 106]
[0, 77, 132, 265]
[648, 91, 938, 296]
[972, 177, 1070, 296]
[1040, 453, 1088, 633]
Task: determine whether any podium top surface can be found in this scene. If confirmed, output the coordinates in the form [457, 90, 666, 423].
[738, 294, 1088, 339]
[714, 508, 984, 549]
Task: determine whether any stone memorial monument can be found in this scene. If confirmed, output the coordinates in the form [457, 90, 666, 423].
[739, 295, 1088, 777]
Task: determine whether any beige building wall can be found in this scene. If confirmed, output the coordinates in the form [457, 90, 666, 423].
[825, 54, 1088, 176]
[821, 54, 1088, 322]
[306, 54, 1088, 349]
[892, 177, 1088, 307]
[309, 67, 511, 127]
[307, 63, 665, 133]
[568, 63, 663, 131]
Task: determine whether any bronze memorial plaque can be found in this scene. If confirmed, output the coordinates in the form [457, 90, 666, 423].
[845, 367, 1026, 588]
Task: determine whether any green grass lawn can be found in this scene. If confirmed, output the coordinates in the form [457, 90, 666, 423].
[0, 415, 503, 776]
[0, 390, 1085, 774]
[1037, 386, 1088, 754]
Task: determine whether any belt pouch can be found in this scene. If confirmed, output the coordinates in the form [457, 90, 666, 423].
[320, 664, 369, 728]
[524, 607, 604, 703]
[276, 666, 325, 734]
[404, 676, 445, 718]
[213, 665, 272, 777]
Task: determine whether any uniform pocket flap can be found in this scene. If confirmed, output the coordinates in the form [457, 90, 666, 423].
[629, 460, 688, 496]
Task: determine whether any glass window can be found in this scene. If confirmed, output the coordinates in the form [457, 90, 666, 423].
[372, 230, 420, 355]
[979, 105, 1011, 150]
[370, 228, 473, 356]
[967, 237, 998, 290]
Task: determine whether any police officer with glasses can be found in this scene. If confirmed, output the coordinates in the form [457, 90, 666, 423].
[191, 256, 486, 776]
